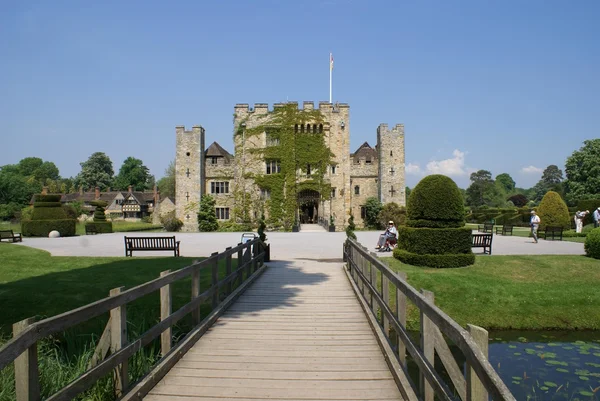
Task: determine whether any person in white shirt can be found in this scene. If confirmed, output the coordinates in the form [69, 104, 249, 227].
[530, 210, 541, 243]
[575, 210, 589, 233]
[376, 221, 398, 251]
[594, 207, 600, 228]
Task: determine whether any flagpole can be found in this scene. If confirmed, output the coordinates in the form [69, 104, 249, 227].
[329, 52, 332, 104]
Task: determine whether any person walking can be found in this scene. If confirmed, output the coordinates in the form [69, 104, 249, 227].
[594, 207, 600, 228]
[530, 210, 541, 243]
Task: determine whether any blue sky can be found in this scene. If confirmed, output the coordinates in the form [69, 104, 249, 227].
[1, 0, 598, 189]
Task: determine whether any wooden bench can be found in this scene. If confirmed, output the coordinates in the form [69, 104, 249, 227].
[477, 222, 494, 233]
[124, 236, 180, 257]
[85, 225, 98, 235]
[471, 233, 493, 255]
[495, 225, 514, 236]
[541, 226, 563, 241]
[0, 230, 22, 243]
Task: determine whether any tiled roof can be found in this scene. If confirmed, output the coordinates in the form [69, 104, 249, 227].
[206, 142, 233, 162]
[351, 142, 378, 161]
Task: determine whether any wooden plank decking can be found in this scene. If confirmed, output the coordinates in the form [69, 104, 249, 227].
[145, 260, 404, 401]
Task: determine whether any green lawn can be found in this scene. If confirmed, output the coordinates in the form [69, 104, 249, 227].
[382, 255, 600, 331]
[0, 243, 233, 336]
[465, 223, 587, 243]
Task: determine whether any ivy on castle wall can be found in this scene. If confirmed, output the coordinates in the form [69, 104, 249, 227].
[234, 104, 334, 230]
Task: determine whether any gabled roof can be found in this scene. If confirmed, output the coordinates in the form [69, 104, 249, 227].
[205, 142, 233, 162]
[351, 142, 378, 161]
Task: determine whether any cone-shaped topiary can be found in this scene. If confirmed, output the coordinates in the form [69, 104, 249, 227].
[537, 191, 570, 230]
[394, 175, 474, 268]
[87, 200, 113, 233]
[585, 227, 600, 259]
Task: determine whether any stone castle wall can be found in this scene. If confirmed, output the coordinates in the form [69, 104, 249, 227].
[175, 126, 204, 231]
[378, 124, 406, 207]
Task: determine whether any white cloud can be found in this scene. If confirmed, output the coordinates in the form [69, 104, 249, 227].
[521, 165, 543, 174]
[425, 150, 468, 176]
[406, 163, 422, 175]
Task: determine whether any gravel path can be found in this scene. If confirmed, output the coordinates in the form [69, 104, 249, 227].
[16, 230, 584, 259]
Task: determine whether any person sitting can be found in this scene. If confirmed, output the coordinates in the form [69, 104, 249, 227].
[375, 221, 397, 250]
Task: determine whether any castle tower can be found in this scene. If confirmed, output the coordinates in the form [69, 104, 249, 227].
[175, 125, 205, 232]
[377, 124, 406, 206]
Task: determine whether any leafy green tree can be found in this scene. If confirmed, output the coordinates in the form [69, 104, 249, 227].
[364, 197, 383, 228]
[495, 173, 515, 193]
[564, 139, 600, 202]
[114, 157, 152, 191]
[197, 195, 218, 232]
[156, 160, 176, 200]
[377, 202, 406, 228]
[17, 157, 44, 177]
[0, 170, 40, 206]
[507, 194, 528, 207]
[466, 170, 495, 207]
[537, 191, 570, 230]
[542, 165, 563, 185]
[75, 152, 114, 190]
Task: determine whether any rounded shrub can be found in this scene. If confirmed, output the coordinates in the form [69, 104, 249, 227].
[406, 174, 465, 227]
[395, 175, 474, 268]
[25, 193, 76, 237]
[537, 191, 570, 230]
[585, 228, 600, 259]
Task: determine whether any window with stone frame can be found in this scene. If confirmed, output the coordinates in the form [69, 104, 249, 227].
[210, 157, 218, 165]
[260, 188, 271, 200]
[331, 187, 336, 198]
[215, 207, 230, 220]
[210, 181, 229, 194]
[366, 157, 372, 164]
[266, 132, 280, 146]
[354, 185, 360, 195]
[331, 164, 336, 174]
[266, 160, 281, 174]
[360, 206, 366, 219]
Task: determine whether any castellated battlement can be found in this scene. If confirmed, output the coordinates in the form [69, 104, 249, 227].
[377, 123, 404, 135]
[233, 102, 350, 113]
[176, 125, 205, 134]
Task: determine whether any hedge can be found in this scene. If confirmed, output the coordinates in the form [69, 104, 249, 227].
[393, 248, 475, 269]
[85, 222, 113, 234]
[33, 194, 62, 203]
[406, 219, 464, 228]
[31, 207, 68, 221]
[584, 228, 600, 259]
[397, 227, 473, 255]
[32, 202, 62, 208]
[22, 219, 76, 237]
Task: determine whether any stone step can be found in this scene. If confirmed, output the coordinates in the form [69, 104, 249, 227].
[299, 224, 328, 232]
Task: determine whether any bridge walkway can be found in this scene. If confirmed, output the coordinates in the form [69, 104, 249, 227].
[144, 259, 404, 401]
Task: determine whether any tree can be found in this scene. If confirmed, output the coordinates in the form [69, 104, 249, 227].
[507, 194, 528, 207]
[541, 165, 563, 185]
[197, 195, 218, 232]
[495, 173, 515, 193]
[17, 157, 44, 177]
[114, 157, 152, 191]
[156, 160, 176, 200]
[537, 191, 570, 230]
[377, 202, 406, 228]
[75, 152, 114, 190]
[466, 170, 495, 207]
[564, 139, 600, 202]
[364, 197, 383, 228]
[531, 165, 566, 203]
[0, 170, 40, 206]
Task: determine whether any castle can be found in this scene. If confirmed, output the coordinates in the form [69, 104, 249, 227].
[172, 101, 405, 232]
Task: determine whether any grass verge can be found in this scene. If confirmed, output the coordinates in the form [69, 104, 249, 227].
[382, 255, 600, 331]
[465, 223, 587, 243]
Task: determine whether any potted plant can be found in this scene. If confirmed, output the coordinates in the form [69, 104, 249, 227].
[292, 218, 299, 232]
[257, 215, 270, 262]
[329, 215, 336, 232]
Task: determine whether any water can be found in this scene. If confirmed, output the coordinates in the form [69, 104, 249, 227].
[488, 331, 600, 400]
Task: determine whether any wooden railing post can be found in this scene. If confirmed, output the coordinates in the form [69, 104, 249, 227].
[467, 324, 489, 401]
[13, 317, 39, 401]
[160, 270, 172, 356]
[368, 251, 378, 316]
[396, 271, 407, 368]
[245, 245, 252, 278]
[211, 252, 219, 308]
[225, 247, 233, 295]
[237, 243, 243, 285]
[420, 290, 435, 401]
[382, 266, 390, 336]
[191, 260, 201, 326]
[110, 287, 128, 397]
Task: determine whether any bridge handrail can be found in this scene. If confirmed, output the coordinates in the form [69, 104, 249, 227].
[344, 238, 515, 401]
[0, 238, 267, 401]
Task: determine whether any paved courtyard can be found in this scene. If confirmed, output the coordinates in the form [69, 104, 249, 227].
[16, 230, 585, 259]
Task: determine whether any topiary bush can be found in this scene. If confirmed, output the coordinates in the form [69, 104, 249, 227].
[395, 175, 474, 268]
[87, 200, 112, 233]
[346, 215, 357, 240]
[537, 191, 570, 230]
[22, 193, 76, 237]
[584, 228, 600, 259]
[257, 215, 267, 242]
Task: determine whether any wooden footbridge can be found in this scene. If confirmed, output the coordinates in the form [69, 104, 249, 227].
[0, 238, 515, 401]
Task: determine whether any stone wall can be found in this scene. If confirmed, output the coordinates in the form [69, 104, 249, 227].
[378, 124, 406, 207]
[175, 126, 205, 232]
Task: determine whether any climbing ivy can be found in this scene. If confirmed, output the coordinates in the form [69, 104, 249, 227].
[234, 104, 334, 230]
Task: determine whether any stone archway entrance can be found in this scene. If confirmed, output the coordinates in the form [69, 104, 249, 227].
[297, 189, 320, 224]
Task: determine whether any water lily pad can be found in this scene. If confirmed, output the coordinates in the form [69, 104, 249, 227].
[580, 350, 591, 355]
[585, 362, 600, 368]
[547, 342, 560, 347]
[508, 345, 517, 349]
[518, 336, 527, 342]
[580, 390, 594, 396]
[594, 352, 600, 357]
[575, 369, 590, 376]
[526, 348, 537, 354]
[512, 381, 520, 385]
[546, 360, 568, 366]
[514, 352, 522, 356]
[543, 381, 557, 387]
[575, 341, 587, 345]
[563, 346, 575, 350]
[494, 337, 502, 341]
[579, 376, 590, 381]
[535, 345, 545, 349]
[542, 352, 556, 358]
[512, 376, 522, 381]
[556, 368, 569, 373]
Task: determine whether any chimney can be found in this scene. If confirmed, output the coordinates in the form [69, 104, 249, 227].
[128, 185, 133, 194]
[41, 186, 48, 195]
[95, 186, 100, 200]
[153, 184, 158, 204]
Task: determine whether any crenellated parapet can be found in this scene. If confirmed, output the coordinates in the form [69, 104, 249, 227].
[233, 102, 349, 113]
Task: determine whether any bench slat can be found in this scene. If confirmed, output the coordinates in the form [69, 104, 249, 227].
[124, 236, 179, 257]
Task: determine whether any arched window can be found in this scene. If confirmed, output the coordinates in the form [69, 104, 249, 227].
[295, 124, 299, 133]
[301, 125, 305, 133]
[306, 124, 311, 132]
[390, 150, 393, 157]
[354, 186, 360, 195]
[319, 124, 323, 133]
[313, 125, 317, 133]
